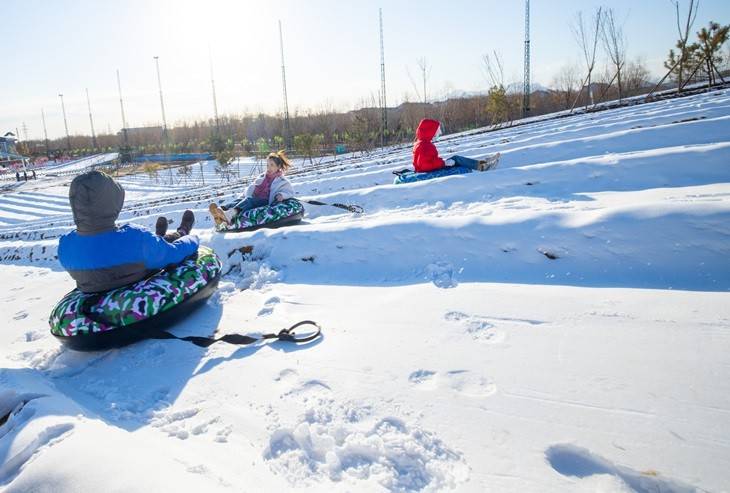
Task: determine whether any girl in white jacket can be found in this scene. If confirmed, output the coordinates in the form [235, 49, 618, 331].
[209, 151, 295, 226]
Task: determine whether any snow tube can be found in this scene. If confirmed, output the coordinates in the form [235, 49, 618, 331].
[49, 246, 222, 351]
[216, 198, 304, 232]
[394, 165, 472, 184]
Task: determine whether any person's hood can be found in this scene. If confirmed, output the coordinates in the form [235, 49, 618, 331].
[415, 119, 441, 142]
[69, 170, 125, 234]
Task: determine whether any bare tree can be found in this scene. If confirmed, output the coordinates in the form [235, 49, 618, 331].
[623, 58, 651, 96]
[407, 57, 432, 108]
[482, 51, 506, 89]
[571, 7, 604, 106]
[602, 8, 628, 102]
[417, 57, 431, 106]
[551, 64, 581, 109]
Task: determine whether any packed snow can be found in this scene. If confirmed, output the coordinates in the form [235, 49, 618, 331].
[1, 89, 729, 492]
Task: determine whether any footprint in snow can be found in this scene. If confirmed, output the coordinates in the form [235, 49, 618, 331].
[257, 296, 281, 316]
[444, 311, 506, 344]
[13, 311, 28, 320]
[282, 379, 332, 400]
[408, 370, 438, 390]
[275, 368, 299, 382]
[409, 369, 497, 397]
[445, 311, 545, 344]
[425, 261, 458, 289]
[545, 443, 697, 493]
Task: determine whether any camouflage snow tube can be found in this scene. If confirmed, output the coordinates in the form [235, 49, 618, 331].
[394, 165, 472, 184]
[49, 246, 222, 351]
[216, 198, 304, 232]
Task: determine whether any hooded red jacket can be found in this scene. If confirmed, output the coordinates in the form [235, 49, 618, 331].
[412, 119, 445, 172]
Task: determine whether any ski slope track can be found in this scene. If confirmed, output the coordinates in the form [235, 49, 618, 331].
[1, 90, 729, 492]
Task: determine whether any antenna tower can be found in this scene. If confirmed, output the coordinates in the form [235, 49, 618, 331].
[379, 8, 387, 147]
[523, 0, 531, 118]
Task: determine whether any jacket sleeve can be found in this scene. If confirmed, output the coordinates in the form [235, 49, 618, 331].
[245, 173, 265, 199]
[271, 176, 294, 202]
[141, 230, 199, 270]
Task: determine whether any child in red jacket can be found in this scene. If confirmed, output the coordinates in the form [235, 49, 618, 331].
[412, 119, 500, 173]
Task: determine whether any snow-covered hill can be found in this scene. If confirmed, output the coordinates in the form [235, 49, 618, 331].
[1, 89, 729, 492]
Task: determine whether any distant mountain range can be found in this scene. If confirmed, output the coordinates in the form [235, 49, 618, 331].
[440, 83, 550, 101]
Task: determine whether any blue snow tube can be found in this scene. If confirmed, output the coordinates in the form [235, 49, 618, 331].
[393, 165, 472, 184]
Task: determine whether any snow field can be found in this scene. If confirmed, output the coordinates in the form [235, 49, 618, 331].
[1, 88, 730, 491]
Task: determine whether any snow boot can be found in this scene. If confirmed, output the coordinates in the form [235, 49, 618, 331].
[477, 152, 501, 171]
[155, 216, 168, 236]
[209, 203, 231, 227]
[177, 209, 195, 235]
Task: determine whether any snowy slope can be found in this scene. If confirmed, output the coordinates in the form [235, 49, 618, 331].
[1, 89, 729, 492]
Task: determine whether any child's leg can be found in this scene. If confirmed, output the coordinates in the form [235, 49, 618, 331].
[162, 231, 182, 242]
[449, 155, 480, 170]
[233, 197, 269, 213]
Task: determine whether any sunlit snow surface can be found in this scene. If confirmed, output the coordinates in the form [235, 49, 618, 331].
[1, 90, 729, 492]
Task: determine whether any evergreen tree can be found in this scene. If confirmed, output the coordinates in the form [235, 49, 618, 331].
[696, 22, 730, 85]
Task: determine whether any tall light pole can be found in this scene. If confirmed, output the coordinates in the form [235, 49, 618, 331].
[116, 69, 130, 149]
[153, 56, 169, 140]
[85, 88, 98, 149]
[58, 93, 71, 152]
[278, 20, 291, 150]
[209, 46, 220, 132]
[41, 108, 50, 157]
[153, 56, 173, 183]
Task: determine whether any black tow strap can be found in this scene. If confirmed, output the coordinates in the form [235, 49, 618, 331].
[303, 200, 364, 214]
[150, 320, 322, 348]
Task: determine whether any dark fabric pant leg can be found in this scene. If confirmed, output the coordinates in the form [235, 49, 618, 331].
[232, 196, 269, 212]
[163, 231, 183, 243]
[450, 155, 480, 170]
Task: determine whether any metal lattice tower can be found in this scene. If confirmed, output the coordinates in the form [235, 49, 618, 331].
[523, 0, 531, 117]
[85, 88, 98, 149]
[279, 20, 291, 150]
[379, 7, 387, 147]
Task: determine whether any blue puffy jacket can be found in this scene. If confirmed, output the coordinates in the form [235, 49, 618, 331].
[59, 224, 199, 293]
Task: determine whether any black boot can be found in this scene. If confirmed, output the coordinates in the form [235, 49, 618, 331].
[155, 216, 168, 236]
[177, 210, 195, 235]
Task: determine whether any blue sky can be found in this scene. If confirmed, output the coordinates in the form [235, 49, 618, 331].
[2, 0, 729, 140]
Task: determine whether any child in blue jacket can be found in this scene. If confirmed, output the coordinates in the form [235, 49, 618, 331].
[58, 170, 199, 293]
